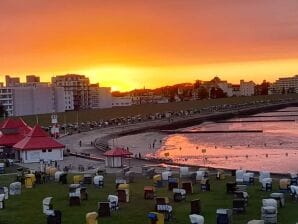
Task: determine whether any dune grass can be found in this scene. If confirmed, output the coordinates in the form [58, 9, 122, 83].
[0, 173, 297, 224]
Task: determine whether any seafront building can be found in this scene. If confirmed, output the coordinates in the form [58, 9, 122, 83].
[52, 74, 113, 110]
[269, 75, 298, 94]
[1, 74, 114, 116]
[1, 75, 67, 116]
[112, 96, 133, 107]
[89, 84, 113, 109]
[0, 73, 297, 117]
[0, 85, 14, 116]
[240, 80, 255, 96]
[5, 75, 20, 87]
[52, 74, 90, 110]
[13, 86, 65, 116]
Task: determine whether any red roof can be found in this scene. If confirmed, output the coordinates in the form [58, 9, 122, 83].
[0, 133, 26, 147]
[13, 125, 65, 151]
[0, 118, 32, 147]
[0, 118, 31, 133]
[14, 118, 32, 134]
[0, 118, 20, 130]
[104, 147, 133, 157]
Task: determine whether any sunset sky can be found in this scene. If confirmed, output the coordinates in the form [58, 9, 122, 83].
[1, 0, 298, 91]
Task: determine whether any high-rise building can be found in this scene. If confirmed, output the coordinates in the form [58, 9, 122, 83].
[52, 74, 90, 110]
[26, 75, 40, 83]
[5, 75, 20, 87]
[0, 87, 13, 116]
[12, 86, 65, 116]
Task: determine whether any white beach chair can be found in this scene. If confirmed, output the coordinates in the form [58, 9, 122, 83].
[247, 220, 264, 224]
[0, 194, 5, 209]
[93, 175, 104, 188]
[290, 185, 298, 200]
[261, 178, 272, 191]
[108, 195, 119, 211]
[243, 172, 254, 184]
[270, 193, 285, 207]
[236, 169, 246, 183]
[196, 171, 206, 181]
[189, 214, 204, 224]
[173, 188, 186, 202]
[9, 182, 21, 195]
[180, 167, 189, 178]
[259, 171, 270, 183]
[261, 206, 277, 224]
[54, 171, 64, 182]
[42, 197, 55, 216]
[162, 171, 172, 181]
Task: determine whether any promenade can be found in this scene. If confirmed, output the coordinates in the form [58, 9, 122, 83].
[41, 99, 297, 173]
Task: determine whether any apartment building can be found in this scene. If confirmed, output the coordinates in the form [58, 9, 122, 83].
[269, 75, 298, 94]
[0, 87, 14, 116]
[240, 80, 255, 96]
[13, 86, 65, 116]
[89, 84, 112, 109]
[52, 74, 89, 110]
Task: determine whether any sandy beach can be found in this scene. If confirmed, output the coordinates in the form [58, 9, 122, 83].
[47, 100, 297, 173]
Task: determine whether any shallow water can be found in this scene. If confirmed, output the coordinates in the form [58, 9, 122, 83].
[114, 107, 298, 173]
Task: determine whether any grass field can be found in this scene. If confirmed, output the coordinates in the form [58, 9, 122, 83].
[16, 94, 298, 126]
[0, 173, 297, 224]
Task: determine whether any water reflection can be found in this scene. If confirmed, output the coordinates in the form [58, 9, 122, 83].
[153, 107, 298, 173]
[113, 107, 298, 173]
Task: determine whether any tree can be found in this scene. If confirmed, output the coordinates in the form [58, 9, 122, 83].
[197, 86, 209, 99]
[260, 80, 270, 95]
[210, 87, 226, 99]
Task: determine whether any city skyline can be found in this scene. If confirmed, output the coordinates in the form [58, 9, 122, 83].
[1, 0, 298, 91]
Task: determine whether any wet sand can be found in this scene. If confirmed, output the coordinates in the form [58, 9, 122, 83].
[52, 101, 298, 174]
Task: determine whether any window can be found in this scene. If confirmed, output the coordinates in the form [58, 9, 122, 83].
[48, 149, 52, 152]
[42, 149, 46, 153]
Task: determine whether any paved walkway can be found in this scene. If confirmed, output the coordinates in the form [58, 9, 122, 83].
[38, 100, 297, 174]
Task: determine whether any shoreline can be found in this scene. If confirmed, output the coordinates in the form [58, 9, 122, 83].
[58, 100, 298, 175]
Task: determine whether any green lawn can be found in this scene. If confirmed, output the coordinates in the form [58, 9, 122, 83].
[0, 173, 297, 224]
[11, 93, 298, 126]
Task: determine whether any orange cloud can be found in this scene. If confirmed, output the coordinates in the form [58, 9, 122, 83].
[0, 0, 298, 91]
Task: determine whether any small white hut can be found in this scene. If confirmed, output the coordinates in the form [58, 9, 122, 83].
[103, 148, 132, 168]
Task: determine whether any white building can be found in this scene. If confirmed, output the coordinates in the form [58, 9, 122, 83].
[13, 125, 64, 163]
[89, 84, 112, 109]
[201, 77, 233, 97]
[269, 75, 298, 94]
[12, 86, 65, 116]
[132, 95, 169, 104]
[112, 97, 132, 107]
[218, 82, 233, 97]
[0, 87, 13, 116]
[231, 85, 241, 97]
[64, 91, 74, 111]
[52, 74, 90, 110]
[240, 80, 255, 96]
[98, 87, 113, 108]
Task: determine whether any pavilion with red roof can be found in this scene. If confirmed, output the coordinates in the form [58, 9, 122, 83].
[103, 147, 132, 168]
[13, 124, 65, 163]
[0, 118, 32, 158]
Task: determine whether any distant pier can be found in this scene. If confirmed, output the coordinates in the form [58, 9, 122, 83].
[161, 129, 263, 134]
[215, 119, 295, 123]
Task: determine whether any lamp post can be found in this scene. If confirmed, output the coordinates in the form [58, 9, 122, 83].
[202, 149, 206, 166]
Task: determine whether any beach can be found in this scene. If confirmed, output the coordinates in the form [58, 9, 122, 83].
[46, 99, 298, 174]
